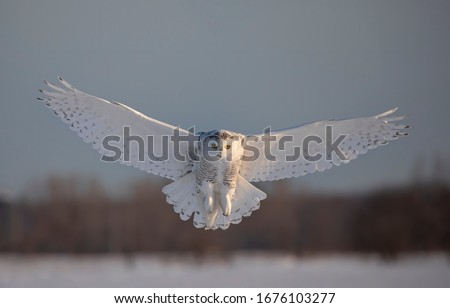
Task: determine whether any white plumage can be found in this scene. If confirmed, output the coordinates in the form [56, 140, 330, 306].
[38, 78, 409, 230]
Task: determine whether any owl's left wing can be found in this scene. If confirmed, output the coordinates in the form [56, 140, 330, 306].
[38, 77, 196, 180]
[239, 108, 409, 182]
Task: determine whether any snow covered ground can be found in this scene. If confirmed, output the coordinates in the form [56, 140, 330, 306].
[0, 253, 449, 287]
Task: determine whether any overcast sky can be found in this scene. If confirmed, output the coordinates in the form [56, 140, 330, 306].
[1, 0, 449, 197]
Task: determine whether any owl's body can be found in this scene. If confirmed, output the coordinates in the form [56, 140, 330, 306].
[162, 129, 260, 229]
[194, 129, 243, 189]
[192, 130, 244, 227]
[38, 78, 409, 230]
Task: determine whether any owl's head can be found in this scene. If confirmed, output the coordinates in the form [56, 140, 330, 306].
[198, 130, 244, 162]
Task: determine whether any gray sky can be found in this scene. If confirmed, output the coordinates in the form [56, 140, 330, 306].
[1, 0, 449, 197]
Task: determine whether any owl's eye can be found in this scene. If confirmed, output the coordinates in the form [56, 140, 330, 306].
[210, 142, 218, 149]
[225, 144, 231, 149]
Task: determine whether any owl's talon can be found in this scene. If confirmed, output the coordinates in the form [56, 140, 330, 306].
[206, 207, 220, 228]
[204, 196, 214, 214]
[223, 205, 231, 217]
[220, 193, 232, 216]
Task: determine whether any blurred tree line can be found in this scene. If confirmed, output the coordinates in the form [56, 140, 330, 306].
[0, 175, 449, 256]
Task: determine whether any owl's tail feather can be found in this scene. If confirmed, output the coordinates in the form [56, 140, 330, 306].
[162, 173, 267, 230]
[162, 172, 202, 222]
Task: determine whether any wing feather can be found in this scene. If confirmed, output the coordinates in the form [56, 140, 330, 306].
[39, 77, 195, 180]
[240, 108, 409, 182]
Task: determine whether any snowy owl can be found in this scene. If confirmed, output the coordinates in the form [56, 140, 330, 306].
[38, 77, 409, 230]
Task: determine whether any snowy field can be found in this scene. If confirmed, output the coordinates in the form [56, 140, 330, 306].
[0, 253, 449, 287]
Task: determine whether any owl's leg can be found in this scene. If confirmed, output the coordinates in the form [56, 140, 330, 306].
[220, 185, 235, 216]
[200, 181, 215, 214]
[206, 206, 220, 229]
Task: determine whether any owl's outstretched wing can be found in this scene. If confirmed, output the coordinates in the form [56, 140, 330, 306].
[38, 77, 195, 180]
[239, 108, 409, 182]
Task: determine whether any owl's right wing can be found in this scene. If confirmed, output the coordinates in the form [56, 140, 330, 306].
[38, 77, 196, 180]
[239, 108, 409, 182]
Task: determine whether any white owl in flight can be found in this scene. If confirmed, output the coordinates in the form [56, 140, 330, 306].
[38, 78, 409, 230]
